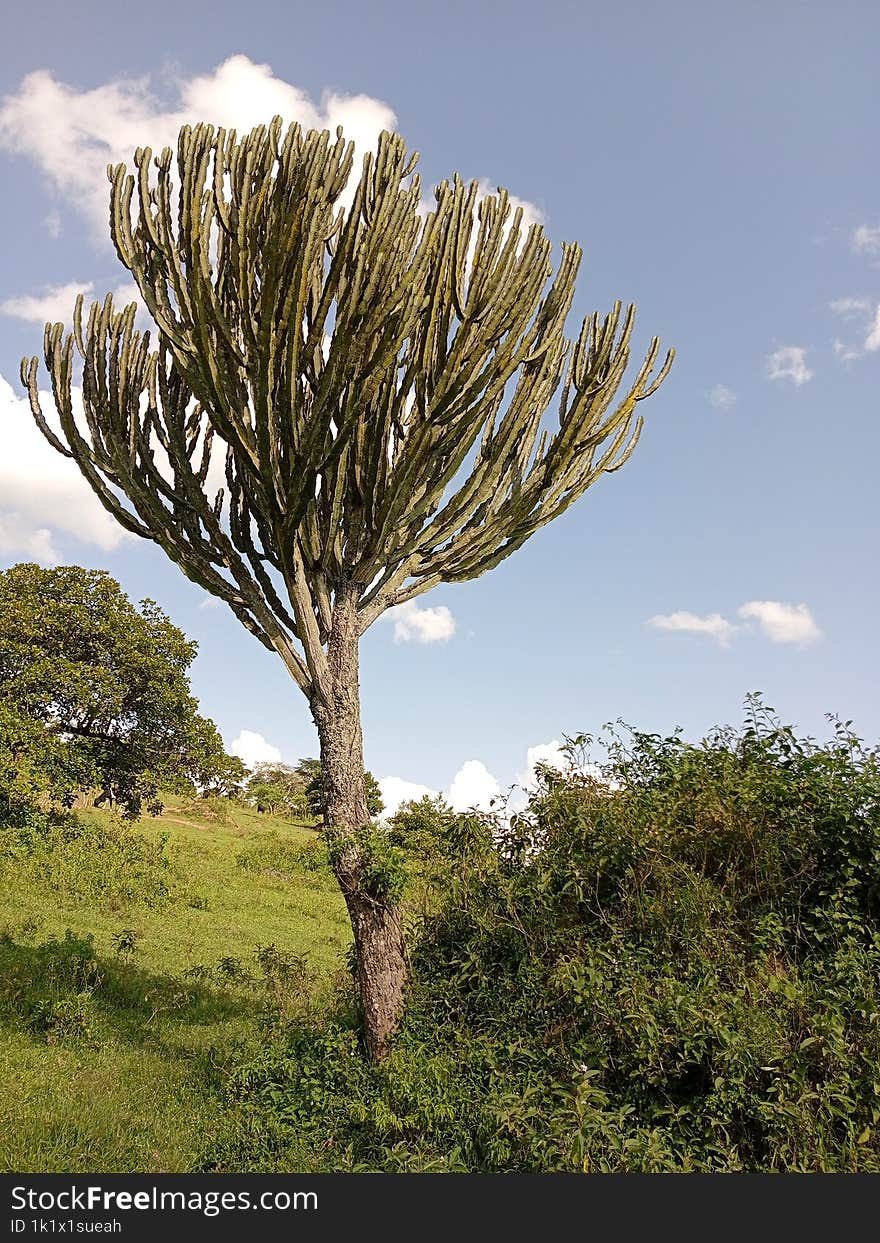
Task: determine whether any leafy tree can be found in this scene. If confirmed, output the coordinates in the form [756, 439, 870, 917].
[0, 563, 236, 818]
[21, 119, 672, 1056]
[246, 761, 308, 817]
[199, 751, 248, 799]
[296, 758, 383, 821]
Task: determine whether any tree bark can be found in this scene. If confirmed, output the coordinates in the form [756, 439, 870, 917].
[311, 585, 406, 1061]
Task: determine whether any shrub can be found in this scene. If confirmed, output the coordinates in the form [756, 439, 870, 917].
[207, 698, 880, 1172]
[0, 930, 101, 1046]
[178, 793, 234, 824]
[0, 812, 178, 910]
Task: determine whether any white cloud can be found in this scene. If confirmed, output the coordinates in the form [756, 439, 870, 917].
[833, 339, 864, 364]
[0, 513, 58, 564]
[708, 384, 736, 409]
[648, 610, 738, 646]
[0, 372, 130, 562]
[44, 211, 61, 240]
[198, 595, 222, 610]
[766, 346, 813, 386]
[1, 281, 95, 325]
[377, 775, 439, 819]
[649, 600, 821, 648]
[228, 729, 282, 769]
[852, 224, 880, 257]
[517, 740, 568, 789]
[382, 737, 617, 824]
[448, 759, 501, 812]
[388, 599, 456, 644]
[830, 296, 872, 318]
[378, 760, 501, 819]
[737, 600, 821, 645]
[829, 297, 880, 362]
[0, 55, 397, 238]
[866, 305, 880, 353]
[1, 280, 147, 328]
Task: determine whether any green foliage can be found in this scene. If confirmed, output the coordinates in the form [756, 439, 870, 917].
[327, 824, 407, 904]
[0, 930, 101, 1047]
[199, 753, 248, 799]
[236, 833, 332, 884]
[213, 699, 880, 1172]
[23, 121, 672, 706]
[0, 563, 238, 819]
[245, 763, 309, 818]
[0, 811, 178, 911]
[297, 758, 384, 822]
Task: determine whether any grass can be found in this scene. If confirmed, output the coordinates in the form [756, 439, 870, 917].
[0, 797, 350, 1172]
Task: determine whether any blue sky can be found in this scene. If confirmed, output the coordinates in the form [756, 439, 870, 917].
[0, 1, 877, 812]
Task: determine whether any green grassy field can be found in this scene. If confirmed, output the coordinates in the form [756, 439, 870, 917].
[0, 799, 350, 1172]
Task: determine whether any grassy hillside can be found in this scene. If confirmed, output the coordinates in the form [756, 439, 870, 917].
[0, 798, 349, 1172]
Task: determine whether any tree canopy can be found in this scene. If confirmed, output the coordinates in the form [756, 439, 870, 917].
[0, 562, 236, 818]
[244, 758, 383, 820]
[20, 116, 673, 1058]
[23, 119, 673, 705]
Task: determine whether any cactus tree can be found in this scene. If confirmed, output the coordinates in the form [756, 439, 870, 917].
[21, 118, 673, 1058]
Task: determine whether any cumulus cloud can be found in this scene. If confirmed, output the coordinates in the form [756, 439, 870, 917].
[378, 759, 501, 818]
[737, 600, 821, 645]
[228, 729, 282, 768]
[448, 759, 501, 812]
[766, 346, 813, 386]
[648, 610, 738, 647]
[649, 601, 821, 648]
[381, 738, 616, 823]
[517, 740, 569, 789]
[833, 339, 864, 364]
[388, 599, 456, 644]
[708, 384, 736, 410]
[0, 514, 58, 564]
[852, 224, 880, 258]
[0, 55, 397, 238]
[377, 775, 438, 819]
[0, 280, 145, 327]
[0, 372, 130, 562]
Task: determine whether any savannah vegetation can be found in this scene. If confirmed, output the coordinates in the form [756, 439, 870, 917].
[5, 118, 879, 1173]
[2, 676, 879, 1171]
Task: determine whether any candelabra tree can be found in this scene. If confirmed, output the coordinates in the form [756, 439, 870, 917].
[21, 117, 673, 1059]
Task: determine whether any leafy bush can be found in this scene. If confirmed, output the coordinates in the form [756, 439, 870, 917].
[207, 698, 880, 1172]
[0, 812, 178, 910]
[0, 929, 101, 1046]
[177, 793, 234, 824]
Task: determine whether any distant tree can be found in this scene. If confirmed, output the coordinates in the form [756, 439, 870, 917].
[199, 750, 248, 799]
[385, 793, 456, 855]
[245, 761, 308, 817]
[297, 758, 383, 821]
[22, 118, 672, 1056]
[0, 563, 237, 818]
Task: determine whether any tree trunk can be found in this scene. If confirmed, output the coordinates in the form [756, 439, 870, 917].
[311, 585, 406, 1061]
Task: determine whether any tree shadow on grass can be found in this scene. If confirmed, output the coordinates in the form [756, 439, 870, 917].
[0, 928, 257, 1053]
